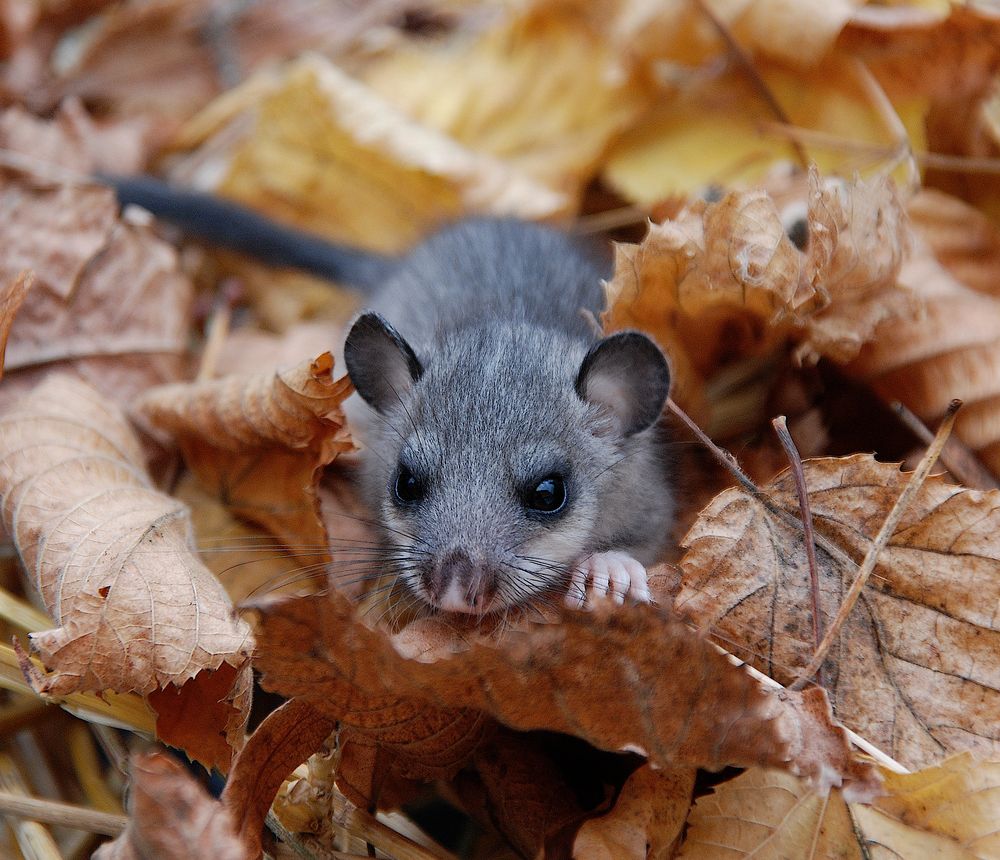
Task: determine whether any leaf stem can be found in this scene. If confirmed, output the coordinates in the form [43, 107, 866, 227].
[790, 400, 960, 690]
[771, 417, 824, 664]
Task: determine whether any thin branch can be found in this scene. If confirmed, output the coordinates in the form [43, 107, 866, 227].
[790, 400, 960, 690]
[666, 398, 857, 572]
[772, 417, 824, 658]
[892, 401, 1000, 490]
[712, 642, 909, 774]
[691, 0, 809, 169]
[0, 790, 127, 836]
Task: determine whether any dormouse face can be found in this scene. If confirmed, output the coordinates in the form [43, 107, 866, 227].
[344, 313, 670, 616]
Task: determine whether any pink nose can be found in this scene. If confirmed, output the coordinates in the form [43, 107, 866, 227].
[425, 549, 497, 614]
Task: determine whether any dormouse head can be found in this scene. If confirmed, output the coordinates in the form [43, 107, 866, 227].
[344, 311, 671, 616]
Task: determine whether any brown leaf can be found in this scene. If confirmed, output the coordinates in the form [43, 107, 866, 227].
[135, 352, 354, 558]
[252, 591, 878, 796]
[573, 764, 694, 860]
[56, 0, 424, 123]
[221, 698, 335, 858]
[0, 375, 253, 768]
[0, 106, 192, 414]
[93, 752, 247, 860]
[676, 454, 1000, 770]
[845, 238, 1000, 480]
[907, 188, 1000, 297]
[602, 169, 914, 412]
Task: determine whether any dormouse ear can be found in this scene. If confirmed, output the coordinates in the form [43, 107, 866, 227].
[344, 312, 423, 413]
[575, 332, 670, 435]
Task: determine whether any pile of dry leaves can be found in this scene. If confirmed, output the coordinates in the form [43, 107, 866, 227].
[1, 0, 1000, 858]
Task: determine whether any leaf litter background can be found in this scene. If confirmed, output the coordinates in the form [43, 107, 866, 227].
[1, 0, 1000, 858]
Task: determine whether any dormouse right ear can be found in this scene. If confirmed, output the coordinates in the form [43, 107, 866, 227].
[344, 312, 423, 413]
[575, 331, 670, 435]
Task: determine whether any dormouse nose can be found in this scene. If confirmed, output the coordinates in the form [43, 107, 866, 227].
[424, 548, 498, 614]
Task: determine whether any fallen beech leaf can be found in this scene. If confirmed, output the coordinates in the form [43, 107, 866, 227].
[845, 239, 1000, 479]
[603, 59, 927, 204]
[603, 169, 913, 411]
[464, 728, 595, 859]
[362, 4, 655, 200]
[676, 454, 1000, 770]
[0, 376, 253, 767]
[907, 189, 1000, 297]
[170, 54, 567, 256]
[573, 764, 694, 860]
[0, 106, 192, 413]
[0, 99, 151, 176]
[57, 0, 423, 123]
[221, 699, 335, 858]
[135, 352, 355, 559]
[252, 591, 878, 796]
[679, 754, 1000, 858]
[93, 752, 246, 860]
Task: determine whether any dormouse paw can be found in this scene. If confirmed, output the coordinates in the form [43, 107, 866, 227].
[565, 551, 651, 609]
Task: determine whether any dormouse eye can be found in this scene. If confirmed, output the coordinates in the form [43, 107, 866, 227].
[393, 464, 424, 505]
[525, 474, 567, 514]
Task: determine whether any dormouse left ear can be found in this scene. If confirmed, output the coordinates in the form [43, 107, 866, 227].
[344, 311, 424, 413]
[575, 331, 671, 435]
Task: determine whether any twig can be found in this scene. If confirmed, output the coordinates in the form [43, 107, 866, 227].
[666, 398, 857, 572]
[691, 0, 809, 169]
[712, 643, 908, 774]
[892, 401, 1000, 490]
[760, 122, 1000, 177]
[0, 790, 127, 836]
[790, 400, 960, 690]
[196, 280, 239, 381]
[772, 417, 824, 660]
[849, 58, 919, 192]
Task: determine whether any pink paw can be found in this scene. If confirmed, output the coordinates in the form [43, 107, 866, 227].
[565, 551, 651, 609]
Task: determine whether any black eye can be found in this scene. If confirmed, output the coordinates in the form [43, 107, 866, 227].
[393, 464, 424, 505]
[525, 474, 567, 514]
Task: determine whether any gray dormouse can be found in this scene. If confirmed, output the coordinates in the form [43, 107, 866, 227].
[108, 177, 676, 615]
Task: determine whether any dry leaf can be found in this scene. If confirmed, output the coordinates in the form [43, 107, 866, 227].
[252, 591, 878, 796]
[0, 375, 253, 768]
[603, 169, 913, 412]
[55, 0, 424, 123]
[169, 54, 567, 256]
[907, 188, 1000, 297]
[679, 754, 1000, 858]
[676, 453, 1000, 770]
[0, 105, 192, 414]
[93, 752, 246, 860]
[135, 351, 354, 560]
[362, 3, 655, 201]
[573, 764, 694, 860]
[845, 239, 1000, 479]
[221, 699, 336, 859]
[603, 58, 927, 204]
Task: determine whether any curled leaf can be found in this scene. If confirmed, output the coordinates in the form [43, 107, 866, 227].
[0, 375, 253, 768]
[94, 752, 246, 860]
[135, 352, 354, 557]
[252, 591, 878, 796]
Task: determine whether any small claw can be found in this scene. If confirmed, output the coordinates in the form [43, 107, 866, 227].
[570, 551, 651, 609]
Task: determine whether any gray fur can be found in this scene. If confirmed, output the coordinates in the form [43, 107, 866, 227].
[344, 218, 674, 614]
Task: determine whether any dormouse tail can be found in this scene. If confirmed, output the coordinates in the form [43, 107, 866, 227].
[100, 174, 396, 290]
